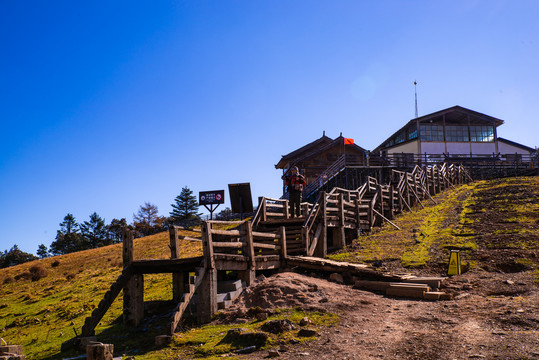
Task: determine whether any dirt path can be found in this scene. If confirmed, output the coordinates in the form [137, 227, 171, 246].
[223, 272, 539, 360]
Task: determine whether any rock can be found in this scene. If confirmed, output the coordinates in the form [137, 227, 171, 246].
[506, 280, 515, 285]
[299, 317, 311, 326]
[256, 312, 268, 321]
[234, 318, 249, 324]
[278, 344, 288, 352]
[155, 335, 172, 346]
[329, 273, 344, 284]
[235, 345, 257, 354]
[298, 328, 318, 337]
[224, 328, 268, 347]
[267, 349, 280, 357]
[261, 319, 296, 334]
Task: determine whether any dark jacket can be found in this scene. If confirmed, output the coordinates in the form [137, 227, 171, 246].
[283, 173, 306, 193]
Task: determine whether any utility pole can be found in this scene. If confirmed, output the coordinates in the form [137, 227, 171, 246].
[414, 81, 418, 118]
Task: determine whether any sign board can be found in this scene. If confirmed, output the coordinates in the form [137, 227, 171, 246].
[199, 190, 225, 206]
[228, 183, 253, 214]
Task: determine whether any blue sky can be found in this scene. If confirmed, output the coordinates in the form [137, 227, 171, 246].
[1, 1, 538, 254]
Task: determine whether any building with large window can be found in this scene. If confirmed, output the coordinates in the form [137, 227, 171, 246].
[373, 106, 535, 160]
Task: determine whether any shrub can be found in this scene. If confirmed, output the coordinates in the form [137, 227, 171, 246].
[51, 260, 60, 267]
[29, 264, 48, 281]
[2, 276, 13, 284]
[14, 271, 32, 281]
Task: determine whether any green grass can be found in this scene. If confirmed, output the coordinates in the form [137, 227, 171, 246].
[329, 177, 539, 271]
[0, 231, 202, 360]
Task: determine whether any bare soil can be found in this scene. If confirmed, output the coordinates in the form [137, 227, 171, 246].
[221, 271, 539, 360]
[216, 177, 539, 359]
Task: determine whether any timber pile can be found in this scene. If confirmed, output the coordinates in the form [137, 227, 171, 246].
[354, 278, 453, 301]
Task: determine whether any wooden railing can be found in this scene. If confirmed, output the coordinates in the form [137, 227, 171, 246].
[252, 197, 312, 228]
[302, 163, 472, 256]
[302, 152, 536, 198]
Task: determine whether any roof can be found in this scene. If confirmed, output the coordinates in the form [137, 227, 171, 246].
[374, 105, 506, 152]
[498, 137, 536, 153]
[275, 134, 367, 169]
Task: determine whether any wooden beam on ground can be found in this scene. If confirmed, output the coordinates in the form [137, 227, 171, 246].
[372, 209, 401, 230]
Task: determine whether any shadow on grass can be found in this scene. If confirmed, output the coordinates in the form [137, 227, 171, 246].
[41, 300, 192, 360]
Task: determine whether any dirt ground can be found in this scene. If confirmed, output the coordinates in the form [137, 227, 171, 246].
[220, 271, 539, 360]
[214, 178, 539, 359]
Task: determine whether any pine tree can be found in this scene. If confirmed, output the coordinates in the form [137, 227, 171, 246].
[170, 186, 201, 221]
[80, 212, 109, 248]
[37, 244, 49, 259]
[49, 214, 84, 255]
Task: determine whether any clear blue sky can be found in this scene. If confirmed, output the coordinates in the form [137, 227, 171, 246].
[1, 1, 538, 254]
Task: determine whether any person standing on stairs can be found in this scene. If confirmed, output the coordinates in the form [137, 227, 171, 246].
[282, 166, 306, 217]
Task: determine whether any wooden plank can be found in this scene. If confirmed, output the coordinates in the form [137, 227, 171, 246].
[253, 242, 280, 250]
[212, 242, 243, 248]
[251, 231, 279, 239]
[210, 229, 242, 236]
[386, 287, 425, 298]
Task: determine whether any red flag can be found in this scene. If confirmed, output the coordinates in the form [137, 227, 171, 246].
[344, 138, 354, 145]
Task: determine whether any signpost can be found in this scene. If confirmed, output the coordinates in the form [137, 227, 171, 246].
[228, 183, 253, 220]
[199, 190, 225, 220]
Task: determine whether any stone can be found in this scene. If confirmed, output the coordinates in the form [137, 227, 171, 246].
[155, 335, 172, 346]
[299, 317, 311, 326]
[298, 328, 319, 337]
[235, 346, 257, 354]
[255, 312, 268, 321]
[261, 319, 296, 334]
[268, 349, 280, 357]
[329, 273, 344, 284]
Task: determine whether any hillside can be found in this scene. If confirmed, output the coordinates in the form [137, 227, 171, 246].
[1, 176, 538, 359]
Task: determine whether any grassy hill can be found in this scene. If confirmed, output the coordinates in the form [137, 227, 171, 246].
[0, 230, 202, 359]
[1, 176, 538, 359]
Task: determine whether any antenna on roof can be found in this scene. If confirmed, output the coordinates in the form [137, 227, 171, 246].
[414, 81, 418, 118]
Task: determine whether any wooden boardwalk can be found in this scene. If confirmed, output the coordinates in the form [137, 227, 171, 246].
[79, 162, 471, 344]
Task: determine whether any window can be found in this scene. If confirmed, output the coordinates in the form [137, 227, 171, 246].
[408, 124, 418, 140]
[445, 125, 469, 142]
[420, 124, 444, 141]
[469, 126, 494, 142]
[395, 131, 406, 144]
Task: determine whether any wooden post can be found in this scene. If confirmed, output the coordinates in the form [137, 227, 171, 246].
[279, 226, 287, 261]
[239, 221, 256, 286]
[262, 200, 267, 222]
[389, 185, 395, 220]
[337, 193, 346, 249]
[198, 221, 217, 324]
[122, 228, 134, 267]
[284, 200, 290, 219]
[169, 226, 184, 302]
[123, 273, 144, 327]
[317, 191, 328, 257]
[87, 343, 114, 360]
[354, 198, 361, 238]
[122, 229, 144, 327]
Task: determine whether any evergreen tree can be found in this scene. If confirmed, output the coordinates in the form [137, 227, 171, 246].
[106, 218, 128, 244]
[170, 186, 201, 221]
[37, 244, 49, 259]
[0, 245, 38, 268]
[49, 214, 84, 255]
[80, 212, 109, 248]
